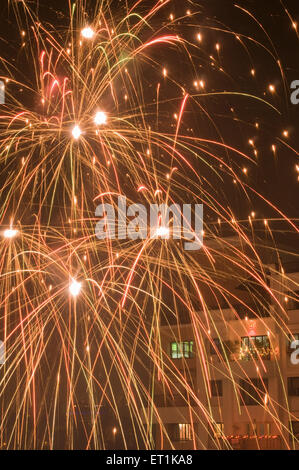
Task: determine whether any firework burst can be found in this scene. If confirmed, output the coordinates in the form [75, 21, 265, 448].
[0, 0, 298, 450]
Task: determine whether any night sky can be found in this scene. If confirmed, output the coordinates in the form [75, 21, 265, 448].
[1, 1, 298, 227]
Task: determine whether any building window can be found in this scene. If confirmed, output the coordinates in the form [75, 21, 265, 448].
[210, 338, 222, 355]
[239, 378, 268, 406]
[288, 377, 299, 396]
[210, 380, 223, 397]
[209, 338, 238, 360]
[168, 423, 192, 441]
[246, 422, 271, 436]
[240, 335, 271, 361]
[178, 423, 192, 441]
[290, 420, 299, 438]
[170, 341, 194, 359]
[285, 291, 299, 310]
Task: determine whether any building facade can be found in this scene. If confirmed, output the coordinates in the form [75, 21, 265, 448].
[148, 243, 299, 450]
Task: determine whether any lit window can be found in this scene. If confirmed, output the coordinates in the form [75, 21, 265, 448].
[171, 341, 194, 359]
[241, 335, 270, 361]
[168, 423, 193, 441]
[246, 422, 271, 436]
[178, 423, 192, 441]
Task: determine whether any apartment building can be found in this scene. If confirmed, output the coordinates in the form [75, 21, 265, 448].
[149, 238, 299, 450]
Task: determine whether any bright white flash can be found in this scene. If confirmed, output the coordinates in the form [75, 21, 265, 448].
[94, 111, 107, 126]
[3, 229, 18, 239]
[69, 280, 82, 297]
[81, 27, 95, 39]
[155, 226, 170, 238]
[72, 125, 82, 140]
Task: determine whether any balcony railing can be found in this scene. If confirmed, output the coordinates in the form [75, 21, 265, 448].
[239, 347, 273, 362]
[210, 345, 275, 363]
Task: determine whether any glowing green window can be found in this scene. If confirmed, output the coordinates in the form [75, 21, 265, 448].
[171, 341, 194, 359]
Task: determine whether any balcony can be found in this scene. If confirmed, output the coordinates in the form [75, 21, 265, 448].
[239, 346, 273, 362]
[209, 339, 276, 364]
[210, 341, 277, 377]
